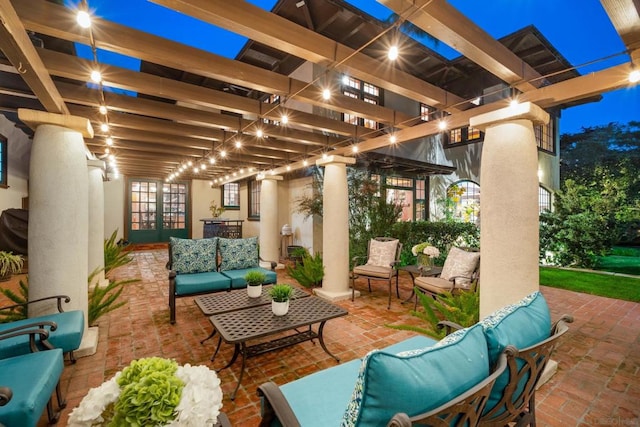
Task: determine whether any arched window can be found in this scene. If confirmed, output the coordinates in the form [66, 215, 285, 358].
[447, 180, 480, 224]
[539, 186, 552, 213]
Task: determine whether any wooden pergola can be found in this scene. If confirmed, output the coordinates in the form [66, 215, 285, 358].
[0, 0, 638, 180]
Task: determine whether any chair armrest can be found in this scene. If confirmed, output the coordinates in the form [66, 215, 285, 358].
[169, 270, 177, 279]
[437, 320, 464, 336]
[0, 295, 71, 314]
[216, 412, 232, 427]
[351, 256, 367, 268]
[0, 326, 51, 353]
[260, 258, 278, 270]
[0, 386, 12, 407]
[257, 382, 301, 427]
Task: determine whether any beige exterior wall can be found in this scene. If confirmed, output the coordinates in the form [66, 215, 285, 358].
[0, 115, 30, 213]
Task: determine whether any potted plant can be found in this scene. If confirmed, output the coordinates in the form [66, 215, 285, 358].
[244, 270, 266, 298]
[411, 242, 440, 271]
[268, 283, 294, 316]
[209, 201, 225, 218]
[0, 251, 24, 282]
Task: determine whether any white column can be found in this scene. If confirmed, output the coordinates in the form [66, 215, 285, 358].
[19, 110, 92, 328]
[87, 159, 107, 289]
[258, 175, 283, 265]
[314, 155, 356, 301]
[470, 102, 549, 317]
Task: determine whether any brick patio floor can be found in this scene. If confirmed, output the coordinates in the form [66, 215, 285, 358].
[7, 246, 636, 426]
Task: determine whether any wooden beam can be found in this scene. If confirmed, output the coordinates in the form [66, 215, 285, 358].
[379, 0, 542, 91]
[14, 0, 415, 127]
[149, 0, 466, 111]
[600, 0, 640, 61]
[0, 0, 68, 113]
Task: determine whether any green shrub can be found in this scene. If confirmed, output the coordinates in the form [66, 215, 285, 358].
[287, 252, 324, 288]
[104, 229, 133, 276]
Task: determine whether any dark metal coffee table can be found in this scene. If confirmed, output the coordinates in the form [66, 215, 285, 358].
[194, 285, 310, 343]
[208, 295, 348, 399]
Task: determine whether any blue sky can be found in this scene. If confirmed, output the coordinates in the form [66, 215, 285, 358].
[71, 0, 638, 135]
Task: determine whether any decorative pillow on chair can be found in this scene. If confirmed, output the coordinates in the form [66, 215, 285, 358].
[170, 237, 218, 274]
[341, 324, 489, 426]
[219, 237, 259, 271]
[440, 247, 480, 288]
[365, 239, 398, 267]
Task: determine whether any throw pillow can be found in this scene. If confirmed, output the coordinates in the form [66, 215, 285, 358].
[366, 239, 398, 267]
[440, 247, 480, 288]
[341, 324, 489, 426]
[170, 237, 218, 274]
[218, 237, 259, 271]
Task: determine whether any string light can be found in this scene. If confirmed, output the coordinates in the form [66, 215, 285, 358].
[322, 88, 331, 100]
[388, 45, 399, 61]
[281, 114, 289, 124]
[303, 159, 308, 166]
[235, 139, 242, 148]
[390, 135, 397, 144]
[106, 137, 113, 146]
[90, 70, 102, 83]
[220, 150, 227, 158]
[76, 10, 91, 28]
[438, 120, 447, 131]
[100, 123, 109, 132]
[98, 105, 107, 114]
[629, 69, 640, 83]
[256, 129, 263, 138]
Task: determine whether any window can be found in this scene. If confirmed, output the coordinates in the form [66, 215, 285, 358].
[162, 183, 187, 229]
[341, 76, 381, 130]
[248, 180, 261, 219]
[415, 178, 427, 220]
[446, 126, 484, 146]
[539, 186, 552, 213]
[262, 94, 281, 125]
[0, 134, 6, 187]
[420, 103, 433, 122]
[222, 182, 240, 209]
[130, 181, 157, 230]
[447, 180, 480, 223]
[535, 121, 554, 153]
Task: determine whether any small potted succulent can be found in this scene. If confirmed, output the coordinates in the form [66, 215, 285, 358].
[0, 251, 24, 282]
[244, 270, 266, 298]
[268, 283, 294, 316]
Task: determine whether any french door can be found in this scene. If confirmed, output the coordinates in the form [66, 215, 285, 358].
[127, 179, 189, 243]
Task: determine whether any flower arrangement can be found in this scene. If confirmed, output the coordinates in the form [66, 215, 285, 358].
[209, 201, 225, 218]
[68, 357, 223, 427]
[411, 242, 440, 258]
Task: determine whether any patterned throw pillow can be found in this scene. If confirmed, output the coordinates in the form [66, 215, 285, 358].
[366, 239, 398, 267]
[440, 247, 480, 288]
[170, 237, 218, 274]
[218, 237, 259, 271]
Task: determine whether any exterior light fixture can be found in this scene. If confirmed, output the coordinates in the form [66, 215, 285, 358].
[90, 70, 102, 83]
[100, 123, 109, 132]
[256, 129, 263, 138]
[322, 88, 331, 100]
[390, 135, 397, 144]
[77, 10, 91, 28]
[471, 97, 481, 106]
[99, 105, 107, 115]
[388, 45, 399, 61]
[629, 69, 640, 83]
[352, 145, 359, 153]
[303, 159, 308, 166]
[322, 153, 328, 160]
[510, 99, 519, 108]
[438, 120, 447, 131]
[106, 137, 113, 146]
[286, 165, 291, 171]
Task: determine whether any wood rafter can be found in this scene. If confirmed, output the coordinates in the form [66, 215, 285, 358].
[600, 0, 640, 62]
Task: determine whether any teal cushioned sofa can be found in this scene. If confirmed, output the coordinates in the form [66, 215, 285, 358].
[168, 236, 276, 324]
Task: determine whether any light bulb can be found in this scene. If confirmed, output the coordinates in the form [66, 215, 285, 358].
[303, 159, 308, 166]
[100, 123, 109, 132]
[240, 168, 245, 174]
[233, 172, 237, 177]
[77, 10, 91, 28]
[201, 164, 206, 170]
[220, 150, 227, 158]
[352, 145, 359, 153]
[281, 114, 289, 124]
[342, 75, 349, 85]
[225, 175, 230, 179]
[388, 45, 399, 61]
[193, 167, 199, 174]
[390, 135, 397, 144]
[104, 147, 110, 154]
[256, 129, 263, 138]
[510, 99, 519, 108]
[106, 137, 113, 146]
[209, 157, 216, 164]
[629, 69, 640, 83]
[286, 165, 291, 171]
[235, 140, 242, 148]
[99, 105, 107, 115]
[90, 70, 101, 83]
[187, 160, 193, 166]
[438, 121, 447, 131]
[322, 88, 331, 100]
[322, 153, 328, 160]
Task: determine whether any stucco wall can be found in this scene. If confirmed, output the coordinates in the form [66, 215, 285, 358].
[103, 177, 125, 241]
[0, 115, 30, 213]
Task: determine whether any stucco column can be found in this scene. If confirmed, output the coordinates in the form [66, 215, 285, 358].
[314, 155, 356, 301]
[88, 159, 107, 289]
[19, 109, 92, 328]
[258, 175, 283, 265]
[470, 102, 549, 317]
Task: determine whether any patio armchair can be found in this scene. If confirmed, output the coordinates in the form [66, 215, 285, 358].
[0, 327, 66, 426]
[351, 237, 402, 309]
[413, 247, 480, 308]
[0, 295, 84, 363]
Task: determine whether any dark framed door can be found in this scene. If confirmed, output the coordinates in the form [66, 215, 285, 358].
[127, 179, 189, 243]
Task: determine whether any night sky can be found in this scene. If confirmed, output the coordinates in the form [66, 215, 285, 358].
[70, 0, 639, 135]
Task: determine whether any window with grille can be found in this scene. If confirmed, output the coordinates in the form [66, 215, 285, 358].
[130, 181, 157, 230]
[534, 122, 555, 153]
[448, 180, 480, 223]
[341, 76, 381, 130]
[162, 183, 187, 230]
[222, 182, 240, 208]
[248, 180, 261, 219]
[420, 103, 433, 122]
[0, 134, 7, 187]
[539, 186, 552, 213]
[446, 126, 484, 146]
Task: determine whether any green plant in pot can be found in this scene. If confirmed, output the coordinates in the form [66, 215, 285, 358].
[286, 251, 324, 288]
[245, 270, 266, 298]
[269, 283, 294, 316]
[0, 251, 24, 282]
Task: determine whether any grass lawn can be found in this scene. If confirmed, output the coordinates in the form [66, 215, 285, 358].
[595, 246, 640, 276]
[540, 267, 640, 302]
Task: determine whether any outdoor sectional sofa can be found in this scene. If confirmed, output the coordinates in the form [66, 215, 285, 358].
[168, 236, 277, 324]
[258, 291, 571, 426]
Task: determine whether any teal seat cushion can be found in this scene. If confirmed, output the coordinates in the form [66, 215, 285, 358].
[170, 237, 218, 274]
[342, 324, 490, 427]
[280, 358, 363, 427]
[174, 271, 231, 295]
[0, 310, 84, 359]
[219, 237, 259, 271]
[0, 348, 64, 427]
[220, 268, 277, 289]
[479, 291, 552, 416]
